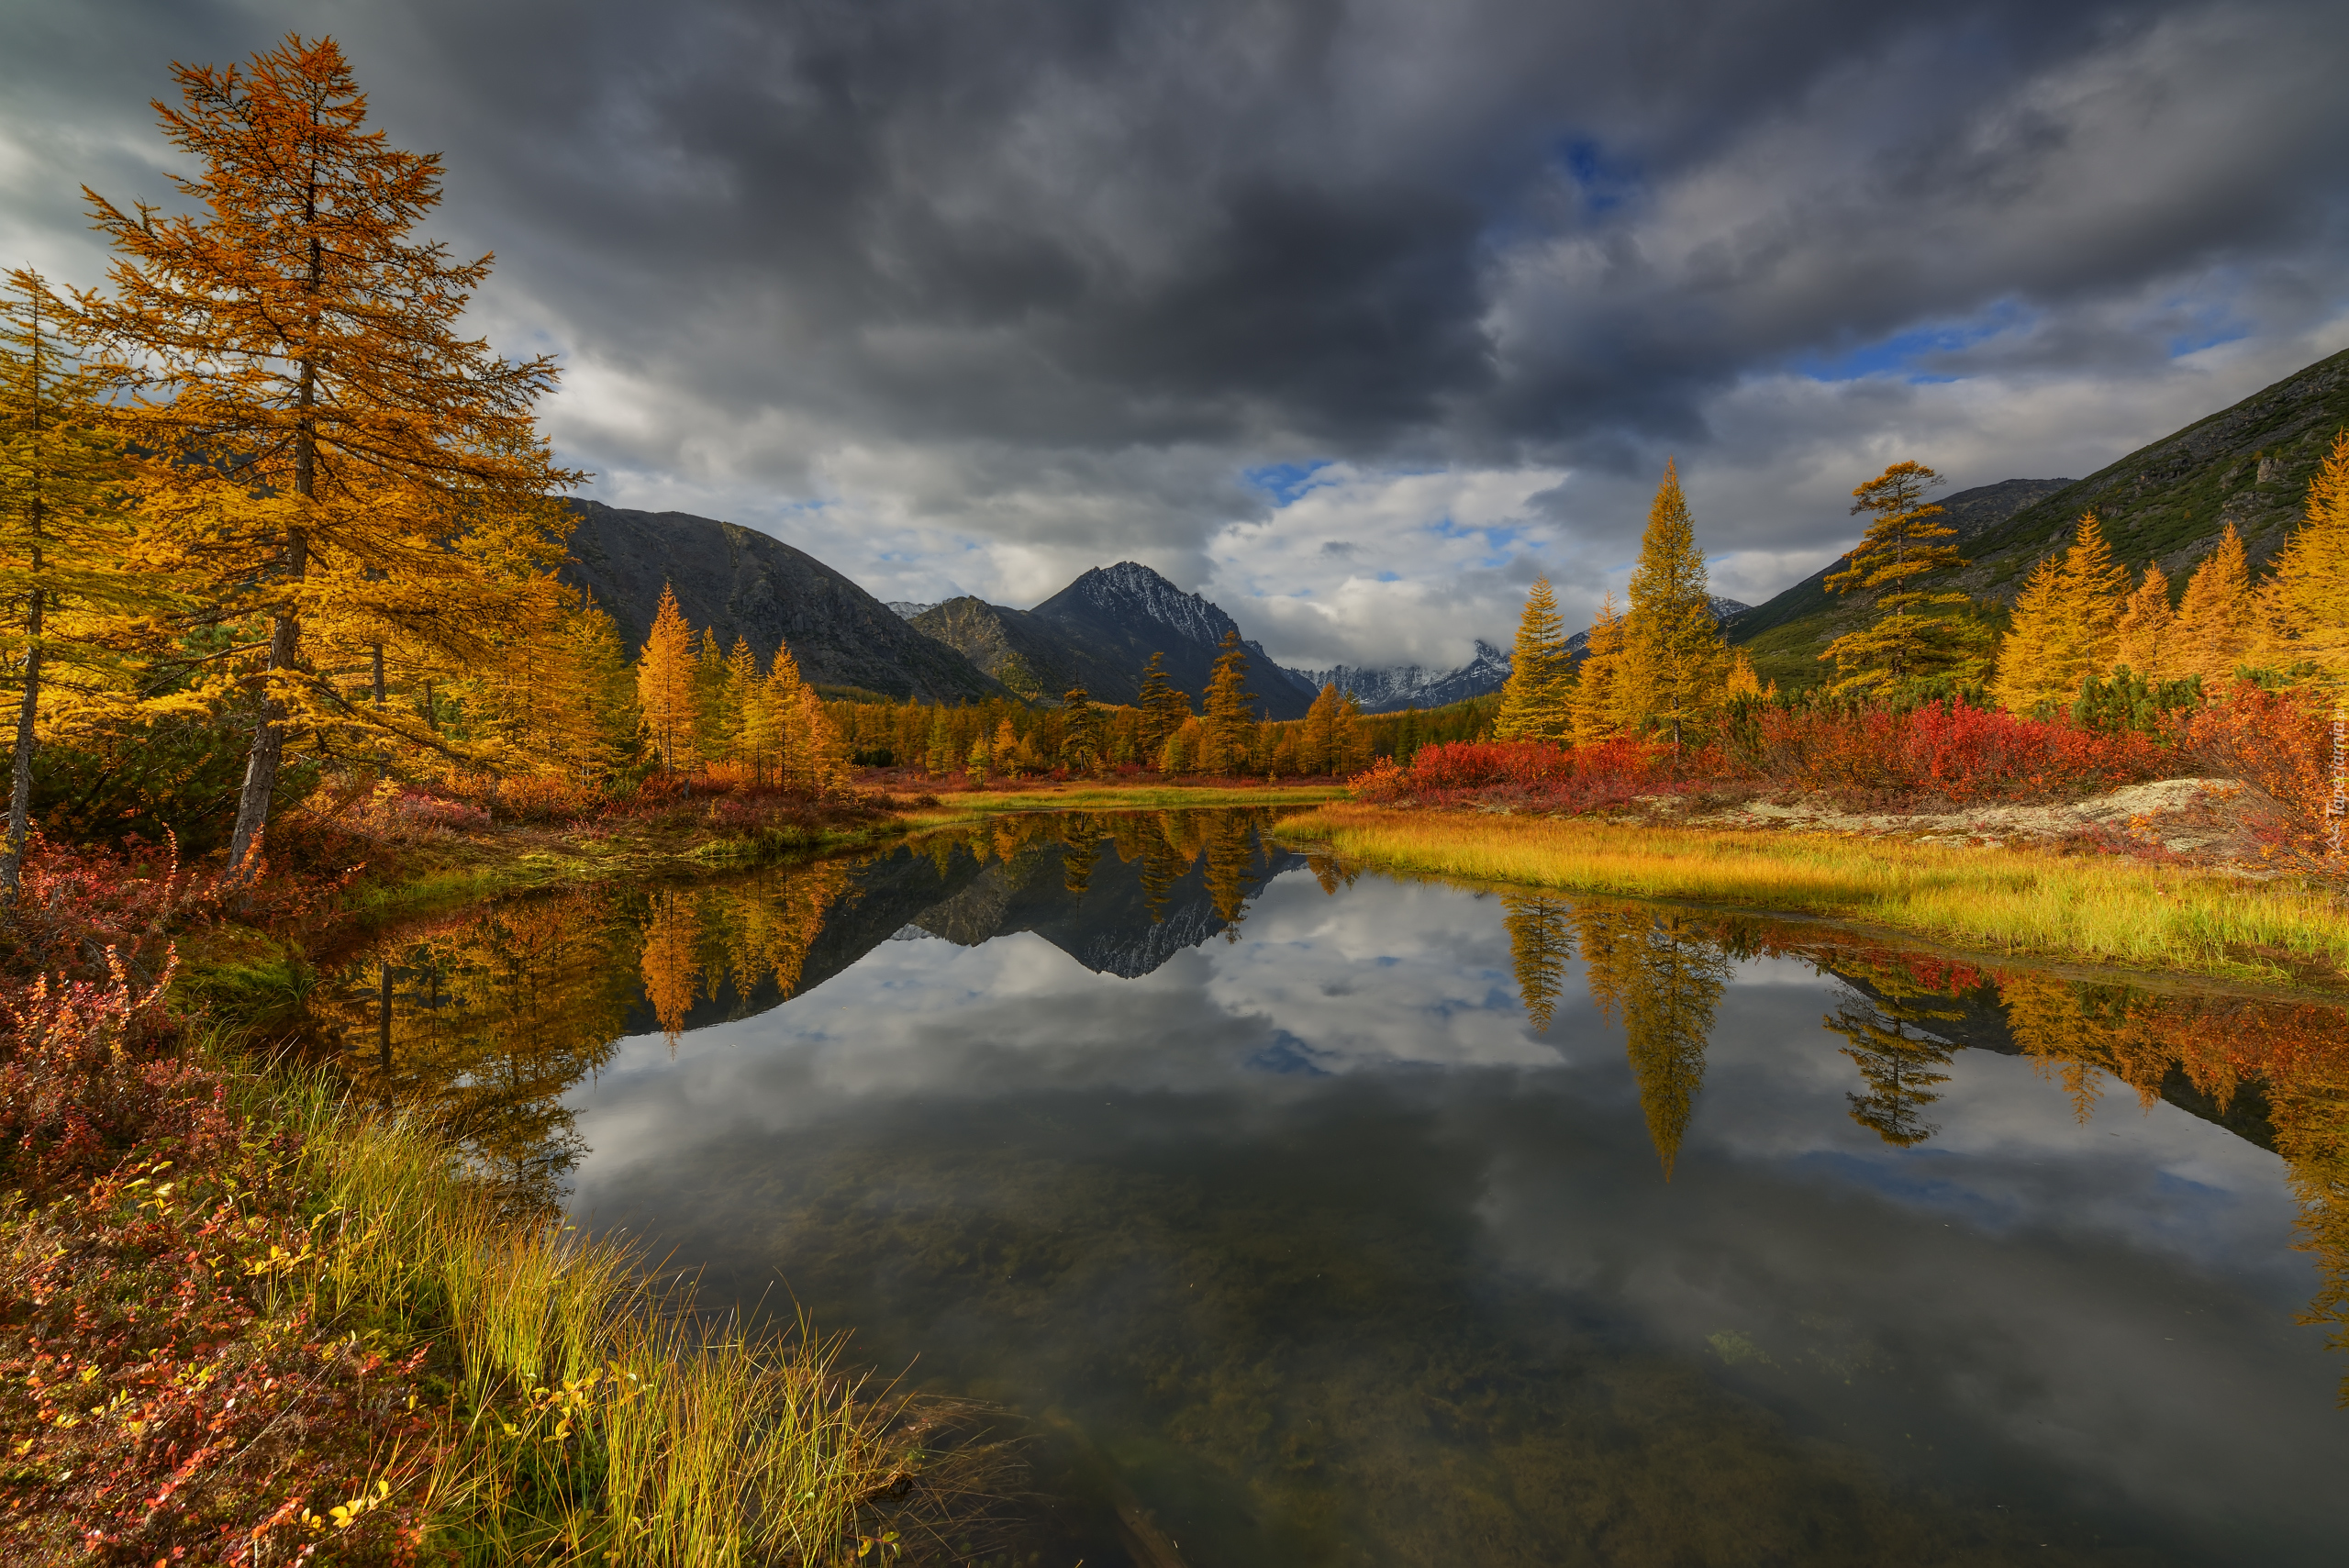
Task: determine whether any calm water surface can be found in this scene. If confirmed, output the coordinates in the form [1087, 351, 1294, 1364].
[331, 809, 2349, 1566]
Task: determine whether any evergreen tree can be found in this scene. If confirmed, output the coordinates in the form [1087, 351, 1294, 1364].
[0, 272, 138, 900]
[1199, 629, 1258, 776]
[2259, 428, 2349, 685]
[1990, 514, 2127, 713]
[1568, 594, 1627, 746]
[1819, 460, 1984, 693]
[1621, 460, 1728, 742]
[1492, 576, 1575, 741]
[2111, 563, 2175, 681]
[635, 584, 696, 773]
[80, 35, 576, 880]
[2169, 524, 2254, 684]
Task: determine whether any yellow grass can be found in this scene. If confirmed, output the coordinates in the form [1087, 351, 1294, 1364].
[1277, 804, 2349, 986]
[263, 1091, 1008, 1563]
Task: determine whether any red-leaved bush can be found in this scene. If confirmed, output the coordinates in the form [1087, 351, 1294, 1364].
[1746, 700, 2174, 806]
[1352, 699, 2183, 813]
[2185, 681, 2343, 863]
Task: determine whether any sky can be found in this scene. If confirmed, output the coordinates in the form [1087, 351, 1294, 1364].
[5, 1, 2346, 672]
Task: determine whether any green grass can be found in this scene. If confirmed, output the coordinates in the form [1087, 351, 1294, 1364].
[1276, 803, 2349, 986]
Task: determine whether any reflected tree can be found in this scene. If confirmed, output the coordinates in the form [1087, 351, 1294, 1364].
[324, 888, 640, 1210]
[1500, 895, 1574, 1033]
[1823, 962, 1966, 1147]
[640, 888, 703, 1046]
[1576, 906, 1730, 1179]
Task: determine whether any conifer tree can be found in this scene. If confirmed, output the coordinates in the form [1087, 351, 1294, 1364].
[1059, 687, 1099, 773]
[1990, 515, 2127, 713]
[1491, 576, 1575, 741]
[80, 35, 577, 880]
[1722, 649, 1764, 700]
[763, 640, 806, 784]
[1199, 629, 1258, 776]
[1298, 682, 1367, 775]
[636, 584, 696, 773]
[2111, 564, 2175, 680]
[1819, 460, 1984, 693]
[0, 272, 138, 900]
[1620, 460, 1728, 742]
[1133, 651, 1189, 770]
[2169, 524, 2254, 685]
[2259, 428, 2349, 685]
[1568, 594, 1627, 746]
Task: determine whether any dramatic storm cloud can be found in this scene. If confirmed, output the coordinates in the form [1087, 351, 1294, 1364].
[6, 0, 2346, 665]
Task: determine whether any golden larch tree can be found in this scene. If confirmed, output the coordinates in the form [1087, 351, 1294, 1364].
[636, 584, 697, 773]
[1990, 514, 2127, 713]
[1819, 460, 1984, 692]
[2110, 563, 2175, 678]
[1491, 576, 1574, 741]
[2169, 524, 2254, 684]
[0, 272, 139, 900]
[1620, 460, 1728, 742]
[80, 35, 576, 880]
[1199, 629, 1258, 775]
[1568, 594, 1627, 746]
[2257, 429, 2349, 686]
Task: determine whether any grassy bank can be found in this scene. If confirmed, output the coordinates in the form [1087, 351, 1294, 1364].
[1, 990, 1004, 1562]
[1276, 803, 2349, 987]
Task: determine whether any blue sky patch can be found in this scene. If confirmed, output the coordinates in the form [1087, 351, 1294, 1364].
[1245, 461, 1337, 505]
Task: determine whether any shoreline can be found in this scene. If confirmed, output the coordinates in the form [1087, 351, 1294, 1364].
[1274, 801, 2349, 990]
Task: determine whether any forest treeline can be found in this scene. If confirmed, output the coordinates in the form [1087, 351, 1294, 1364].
[1488, 450, 2348, 750]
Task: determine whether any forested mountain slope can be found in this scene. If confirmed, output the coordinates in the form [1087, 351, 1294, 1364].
[561, 500, 1000, 702]
[1726, 346, 2349, 689]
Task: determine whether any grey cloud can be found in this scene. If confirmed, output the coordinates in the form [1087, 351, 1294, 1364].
[6, 0, 2346, 658]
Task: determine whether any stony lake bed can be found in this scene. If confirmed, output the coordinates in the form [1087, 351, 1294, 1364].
[322, 806, 2349, 1567]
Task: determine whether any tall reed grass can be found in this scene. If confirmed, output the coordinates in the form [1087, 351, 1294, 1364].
[265, 1085, 1011, 1564]
[1278, 804, 2349, 985]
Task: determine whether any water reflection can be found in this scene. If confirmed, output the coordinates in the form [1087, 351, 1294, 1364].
[318, 810, 2349, 1563]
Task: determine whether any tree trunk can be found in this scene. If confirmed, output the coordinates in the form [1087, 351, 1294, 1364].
[2, 587, 42, 905]
[224, 592, 299, 885]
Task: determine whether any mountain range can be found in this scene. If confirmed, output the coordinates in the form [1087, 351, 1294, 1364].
[564, 504, 1512, 716]
[561, 345, 2348, 716]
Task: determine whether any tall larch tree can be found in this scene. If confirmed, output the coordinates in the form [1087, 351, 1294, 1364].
[1491, 576, 1574, 741]
[1568, 594, 1627, 746]
[1199, 629, 1258, 776]
[1620, 460, 1727, 742]
[1990, 515, 2127, 713]
[80, 34, 576, 881]
[1133, 651, 1187, 768]
[1, 272, 139, 901]
[1819, 460, 1982, 693]
[2259, 428, 2349, 685]
[2111, 564, 2175, 678]
[636, 584, 696, 773]
[2169, 524, 2254, 684]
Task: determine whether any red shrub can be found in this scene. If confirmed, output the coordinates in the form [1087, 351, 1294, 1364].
[2185, 683, 2343, 863]
[1751, 700, 2172, 806]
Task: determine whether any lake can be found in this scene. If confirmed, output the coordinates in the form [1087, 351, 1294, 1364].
[327, 807, 2349, 1566]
